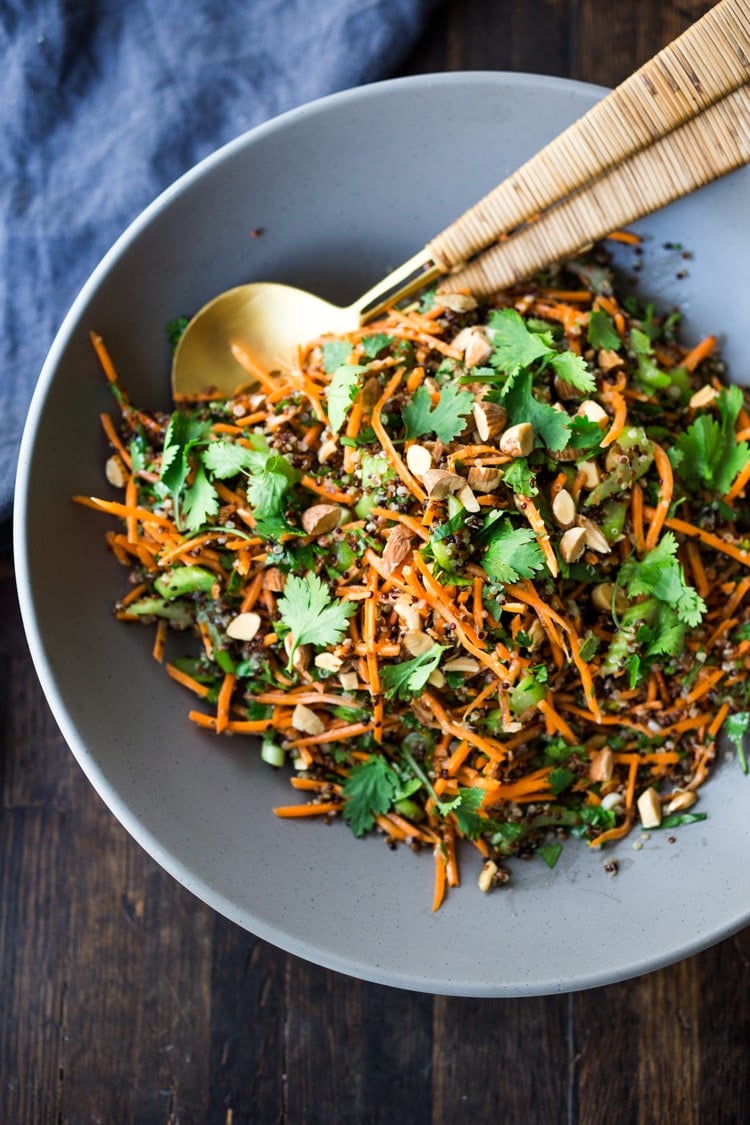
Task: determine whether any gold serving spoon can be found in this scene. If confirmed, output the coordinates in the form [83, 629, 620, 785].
[172, 0, 749, 398]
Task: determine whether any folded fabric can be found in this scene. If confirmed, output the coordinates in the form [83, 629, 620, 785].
[1, 0, 441, 524]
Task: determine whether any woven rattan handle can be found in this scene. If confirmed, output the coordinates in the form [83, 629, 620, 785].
[442, 84, 750, 296]
[427, 0, 750, 271]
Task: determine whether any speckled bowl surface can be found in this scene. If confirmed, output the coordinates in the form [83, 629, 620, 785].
[14, 72, 750, 996]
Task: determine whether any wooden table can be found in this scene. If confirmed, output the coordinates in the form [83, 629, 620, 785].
[3, 2, 749, 1121]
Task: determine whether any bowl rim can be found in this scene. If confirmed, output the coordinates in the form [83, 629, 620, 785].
[13, 69, 750, 997]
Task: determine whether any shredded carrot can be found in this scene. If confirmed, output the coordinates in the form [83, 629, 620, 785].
[682, 334, 717, 373]
[599, 389, 627, 448]
[644, 443, 673, 551]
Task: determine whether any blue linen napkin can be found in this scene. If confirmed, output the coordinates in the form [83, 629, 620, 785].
[1, 0, 441, 526]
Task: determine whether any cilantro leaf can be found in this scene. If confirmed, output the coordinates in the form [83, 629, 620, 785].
[549, 767, 576, 795]
[549, 350, 596, 394]
[402, 382, 473, 443]
[499, 370, 571, 451]
[618, 533, 706, 627]
[380, 643, 446, 700]
[486, 308, 554, 376]
[568, 415, 604, 452]
[448, 787, 498, 840]
[500, 458, 538, 496]
[587, 309, 621, 351]
[322, 339, 353, 373]
[673, 386, 750, 496]
[482, 521, 546, 584]
[342, 757, 400, 837]
[724, 711, 750, 774]
[182, 464, 220, 532]
[160, 412, 213, 529]
[276, 574, 355, 667]
[202, 440, 259, 479]
[327, 364, 366, 434]
[361, 333, 394, 359]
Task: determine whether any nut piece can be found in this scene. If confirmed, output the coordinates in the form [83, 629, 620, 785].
[689, 384, 718, 409]
[105, 454, 128, 488]
[464, 327, 493, 368]
[589, 747, 614, 782]
[291, 703, 325, 736]
[314, 651, 343, 672]
[591, 582, 628, 615]
[338, 670, 359, 691]
[577, 515, 611, 554]
[301, 503, 342, 536]
[456, 483, 481, 513]
[598, 348, 624, 372]
[263, 567, 285, 592]
[665, 790, 697, 815]
[559, 526, 587, 562]
[393, 595, 421, 633]
[226, 611, 262, 642]
[442, 656, 481, 674]
[317, 438, 338, 465]
[577, 460, 602, 489]
[551, 488, 576, 529]
[637, 787, 663, 829]
[428, 668, 446, 688]
[554, 374, 583, 401]
[601, 791, 624, 811]
[405, 443, 433, 478]
[437, 291, 478, 313]
[577, 400, 609, 428]
[421, 469, 466, 499]
[472, 401, 508, 441]
[499, 422, 535, 458]
[478, 860, 498, 893]
[403, 630, 435, 657]
[467, 466, 502, 493]
[284, 634, 311, 674]
[382, 524, 413, 575]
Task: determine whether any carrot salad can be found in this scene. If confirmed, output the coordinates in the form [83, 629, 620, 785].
[77, 250, 750, 909]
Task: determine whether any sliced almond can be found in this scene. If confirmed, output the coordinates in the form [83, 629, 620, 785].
[637, 787, 663, 829]
[405, 443, 433, 478]
[314, 651, 343, 672]
[589, 747, 614, 782]
[421, 469, 466, 499]
[382, 524, 413, 575]
[554, 375, 582, 401]
[499, 422, 534, 458]
[338, 670, 360, 691]
[591, 582, 628, 615]
[456, 482, 481, 513]
[105, 454, 128, 488]
[467, 466, 502, 493]
[291, 703, 325, 736]
[403, 631, 435, 657]
[226, 611, 262, 642]
[427, 668, 446, 688]
[559, 526, 587, 563]
[551, 488, 576, 529]
[577, 515, 611, 554]
[472, 401, 507, 441]
[284, 634, 311, 673]
[301, 503, 342, 536]
[576, 400, 609, 428]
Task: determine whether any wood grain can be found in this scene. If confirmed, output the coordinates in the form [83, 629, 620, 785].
[2, 2, 749, 1122]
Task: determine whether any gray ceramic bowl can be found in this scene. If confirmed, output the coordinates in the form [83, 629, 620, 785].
[15, 73, 750, 996]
